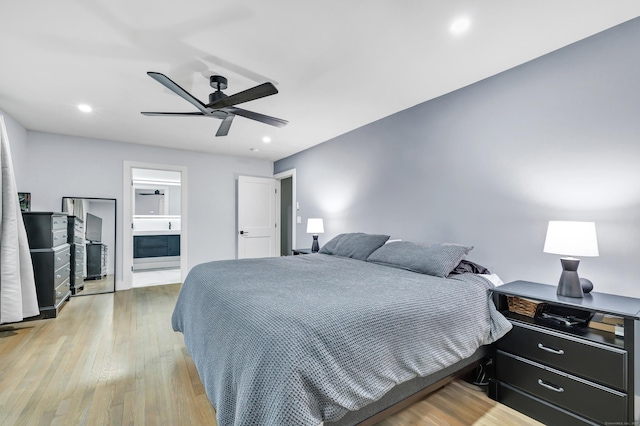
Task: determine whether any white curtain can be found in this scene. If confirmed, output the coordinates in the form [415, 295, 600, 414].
[0, 115, 39, 323]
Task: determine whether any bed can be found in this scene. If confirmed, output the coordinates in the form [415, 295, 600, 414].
[172, 233, 512, 425]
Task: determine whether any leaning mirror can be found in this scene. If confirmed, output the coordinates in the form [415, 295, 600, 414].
[61, 197, 116, 295]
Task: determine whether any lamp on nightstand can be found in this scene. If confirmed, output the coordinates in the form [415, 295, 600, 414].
[306, 218, 324, 253]
[543, 220, 599, 298]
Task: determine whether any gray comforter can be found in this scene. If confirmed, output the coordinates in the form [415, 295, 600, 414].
[171, 253, 511, 425]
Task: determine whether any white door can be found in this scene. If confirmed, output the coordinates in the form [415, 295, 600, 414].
[237, 176, 277, 259]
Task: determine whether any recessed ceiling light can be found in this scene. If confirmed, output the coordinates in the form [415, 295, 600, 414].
[262, 136, 271, 143]
[77, 104, 92, 113]
[450, 17, 471, 35]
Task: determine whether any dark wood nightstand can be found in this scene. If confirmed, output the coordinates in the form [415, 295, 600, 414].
[489, 280, 640, 425]
[292, 248, 312, 255]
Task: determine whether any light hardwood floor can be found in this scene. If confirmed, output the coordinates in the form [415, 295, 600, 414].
[0, 284, 541, 426]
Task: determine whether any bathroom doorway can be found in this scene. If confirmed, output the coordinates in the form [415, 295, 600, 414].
[122, 161, 187, 289]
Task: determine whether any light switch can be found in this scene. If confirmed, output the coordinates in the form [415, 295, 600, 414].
[296, 202, 300, 210]
[296, 216, 301, 224]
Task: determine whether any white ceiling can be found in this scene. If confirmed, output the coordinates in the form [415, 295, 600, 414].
[1, 1, 639, 162]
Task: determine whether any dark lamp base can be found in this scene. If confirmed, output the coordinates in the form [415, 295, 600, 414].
[556, 257, 584, 298]
[311, 235, 320, 253]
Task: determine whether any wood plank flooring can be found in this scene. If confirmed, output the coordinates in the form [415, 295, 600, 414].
[0, 284, 541, 426]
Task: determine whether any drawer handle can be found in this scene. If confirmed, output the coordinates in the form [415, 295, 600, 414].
[537, 343, 564, 355]
[538, 379, 564, 393]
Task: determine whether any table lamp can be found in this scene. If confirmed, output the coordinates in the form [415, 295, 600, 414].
[306, 218, 324, 253]
[543, 221, 599, 298]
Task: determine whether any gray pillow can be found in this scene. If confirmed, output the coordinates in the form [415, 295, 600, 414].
[367, 241, 473, 277]
[319, 233, 390, 260]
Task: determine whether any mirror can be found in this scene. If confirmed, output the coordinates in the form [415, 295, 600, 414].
[62, 197, 116, 295]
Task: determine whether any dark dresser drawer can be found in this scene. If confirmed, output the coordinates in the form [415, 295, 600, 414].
[52, 229, 68, 248]
[52, 215, 68, 230]
[54, 277, 70, 305]
[497, 322, 627, 391]
[54, 245, 70, 270]
[54, 263, 70, 289]
[497, 350, 627, 425]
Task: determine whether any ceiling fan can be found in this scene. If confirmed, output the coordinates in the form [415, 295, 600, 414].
[141, 72, 288, 137]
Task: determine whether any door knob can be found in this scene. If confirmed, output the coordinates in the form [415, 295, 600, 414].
[239, 230, 249, 235]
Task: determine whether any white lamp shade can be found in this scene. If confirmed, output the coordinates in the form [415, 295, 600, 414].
[306, 218, 324, 234]
[543, 221, 599, 257]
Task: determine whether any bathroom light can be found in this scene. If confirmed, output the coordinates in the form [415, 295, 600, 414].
[262, 136, 271, 143]
[78, 104, 92, 113]
[450, 17, 471, 35]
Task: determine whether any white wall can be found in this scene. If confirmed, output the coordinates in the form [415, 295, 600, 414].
[12, 129, 273, 289]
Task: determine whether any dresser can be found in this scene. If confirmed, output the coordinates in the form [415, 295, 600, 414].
[67, 216, 85, 294]
[490, 281, 640, 425]
[86, 243, 107, 280]
[22, 212, 72, 319]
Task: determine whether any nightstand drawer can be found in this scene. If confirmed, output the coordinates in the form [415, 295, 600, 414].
[497, 351, 626, 425]
[497, 322, 627, 390]
[495, 382, 598, 426]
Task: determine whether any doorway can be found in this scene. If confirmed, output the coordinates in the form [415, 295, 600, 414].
[123, 161, 188, 290]
[236, 169, 296, 259]
[274, 169, 296, 256]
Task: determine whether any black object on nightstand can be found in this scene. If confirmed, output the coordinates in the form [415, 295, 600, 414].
[292, 248, 312, 255]
[489, 280, 640, 425]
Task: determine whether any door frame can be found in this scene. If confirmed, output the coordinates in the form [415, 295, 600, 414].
[274, 168, 296, 255]
[122, 161, 188, 290]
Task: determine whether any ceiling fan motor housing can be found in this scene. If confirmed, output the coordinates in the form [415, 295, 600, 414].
[209, 90, 227, 105]
[210, 75, 228, 90]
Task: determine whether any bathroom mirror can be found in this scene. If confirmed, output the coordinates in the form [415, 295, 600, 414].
[61, 197, 116, 295]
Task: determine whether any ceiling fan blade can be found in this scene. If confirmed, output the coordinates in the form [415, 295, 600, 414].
[229, 107, 288, 127]
[147, 72, 211, 115]
[216, 114, 235, 137]
[141, 112, 205, 116]
[208, 82, 278, 109]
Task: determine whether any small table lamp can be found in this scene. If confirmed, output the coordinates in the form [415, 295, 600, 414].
[306, 218, 324, 253]
[543, 221, 599, 298]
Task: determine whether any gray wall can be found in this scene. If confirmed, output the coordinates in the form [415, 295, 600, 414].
[276, 18, 640, 297]
[4, 120, 272, 289]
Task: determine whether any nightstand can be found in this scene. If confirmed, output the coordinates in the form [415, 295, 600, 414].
[489, 281, 640, 425]
[292, 248, 312, 255]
